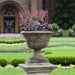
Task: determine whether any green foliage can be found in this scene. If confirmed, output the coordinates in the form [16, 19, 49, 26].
[45, 56, 71, 66]
[62, 30, 69, 36]
[52, 0, 75, 29]
[50, 37, 75, 42]
[42, 46, 75, 52]
[51, 23, 59, 32]
[0, 53, 32, 64]
[12, 58, 26, 67]
[0, 39, 25, 44]
[57, 29, 63, 36]
[0, 69, 75, 75]
[68, 28, 74, 36]
[0, 69, 25, 75]
[0, 59, 7, 67]
[45, 51, 52, 55]
[0, 45, 29, 52]
[72, 24, 75, 31]
[1, 49, 75, 66]
[45, 51, 75, 66]
[51, 69, 75, 75]
[0, 38, 75, 52]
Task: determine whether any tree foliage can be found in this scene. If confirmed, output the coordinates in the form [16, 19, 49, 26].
[51, 0, 75, 29]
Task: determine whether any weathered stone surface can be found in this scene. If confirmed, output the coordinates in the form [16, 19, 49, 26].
[20, 31, 57, 75]
[21, 31, 53, 63]
[19, 63, 57, 75]
[0, 0, 43, 14]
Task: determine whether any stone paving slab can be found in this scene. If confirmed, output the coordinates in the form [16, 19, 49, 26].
[0, 33, 23, 38]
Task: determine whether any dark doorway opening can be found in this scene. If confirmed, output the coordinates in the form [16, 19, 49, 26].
[4, 17, 15, 33]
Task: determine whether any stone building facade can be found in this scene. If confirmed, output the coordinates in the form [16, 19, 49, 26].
[0, 0, 53, 33]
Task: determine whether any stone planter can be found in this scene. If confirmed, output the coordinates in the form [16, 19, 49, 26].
[19, 31, 57, 75]
[21, 31, 53, 64]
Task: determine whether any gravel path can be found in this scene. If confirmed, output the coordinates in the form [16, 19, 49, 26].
[0, 33, 23, 38]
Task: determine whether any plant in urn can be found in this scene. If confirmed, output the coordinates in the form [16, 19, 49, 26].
[19, 10, 53, 64]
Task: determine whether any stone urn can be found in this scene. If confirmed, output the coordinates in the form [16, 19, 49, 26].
[21, 31, 53, 64]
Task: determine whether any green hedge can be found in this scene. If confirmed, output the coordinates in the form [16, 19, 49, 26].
[0, 56, 75, 66]
[0, 38, 75, 44]
[11, 58, 26, 67]
[0, 54, 75, 66]
[0, 58, 26, 67]
[0, 59, 7, 67]
[0, 39, 25, 44]
[45, 51, 52, 55]
[45, 54, 75, 66]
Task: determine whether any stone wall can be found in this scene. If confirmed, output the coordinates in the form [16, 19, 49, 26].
[0, 0, 43, 16]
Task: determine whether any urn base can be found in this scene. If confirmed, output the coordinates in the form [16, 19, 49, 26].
[25, 53, 49, 64]
[19, 63, 57, 75]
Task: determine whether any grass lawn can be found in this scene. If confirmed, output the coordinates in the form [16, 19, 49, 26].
[0, 53, 33, 63]
[0, 37, 75, 74]
[0, 69, 75, 75]
[42, 46, 75, 51]
[50, 37, 75, 42]
[45, 51, 75, 57]
[51, 69, 75, 75]
[0, 37, 75, 52]
[0, 50, 75, 64]
[48, 42, 75, 46]
[0, 37, 75, 44]
[0, 69, 25, 75]
[0, 44, 29, 52]
[0, 38, 24, 44]
[0, 45, 75, 52]
[0, 42, 75, 52]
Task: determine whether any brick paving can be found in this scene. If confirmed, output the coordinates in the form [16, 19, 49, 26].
[0, 33, 23, 38]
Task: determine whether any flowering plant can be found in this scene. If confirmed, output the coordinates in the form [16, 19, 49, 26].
[19, 10, 53, 31]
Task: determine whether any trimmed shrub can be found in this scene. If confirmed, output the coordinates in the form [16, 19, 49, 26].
[0, 39, 25, 44]
[45, 51, 52, 55]
[0, 59, 7, 67]
[45, 55, 75, 66]
[12, 58, 26, 67]
[52, 0, 75, 29]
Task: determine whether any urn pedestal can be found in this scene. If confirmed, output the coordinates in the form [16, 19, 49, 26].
[19, 31, 57, 75]
[19, 63, 57, 75]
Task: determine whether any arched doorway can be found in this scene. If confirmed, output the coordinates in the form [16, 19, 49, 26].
[1, 5, 19, 33]
[4, 9, 15, 33]
[0, 1, 23, 33]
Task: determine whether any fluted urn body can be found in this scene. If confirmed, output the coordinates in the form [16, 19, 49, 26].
[21, 31, 53, 64]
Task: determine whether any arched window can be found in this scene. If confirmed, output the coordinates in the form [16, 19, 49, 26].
[4, 10, 15, 15]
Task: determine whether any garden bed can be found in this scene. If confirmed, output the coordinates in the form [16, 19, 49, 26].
[0, 69, 75, 75]
[0, 51, 75, 66]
